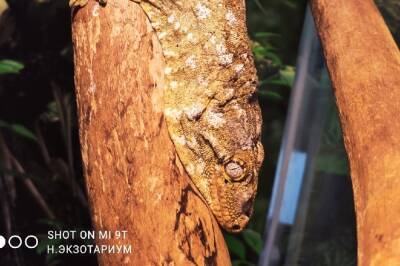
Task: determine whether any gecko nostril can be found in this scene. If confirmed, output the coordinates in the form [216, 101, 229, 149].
[231, 214, 250, 232]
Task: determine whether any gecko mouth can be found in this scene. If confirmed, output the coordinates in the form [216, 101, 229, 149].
[230, 214, 250, 233]
[229, 197, 254, 232]
[213, 194, 253, 232]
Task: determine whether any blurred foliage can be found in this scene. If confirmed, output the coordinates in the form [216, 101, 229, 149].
[0, 59, 24, 74]
[291, 227, 356, 266]
[315, 103, 349, 177]
[0, 119, 37, 141]
[225, 229, 263, 266]
[0, 0, 92, 265]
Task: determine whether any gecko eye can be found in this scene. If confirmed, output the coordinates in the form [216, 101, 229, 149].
[225, 160, 246, 182]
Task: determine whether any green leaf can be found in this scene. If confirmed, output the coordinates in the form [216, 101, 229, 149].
[41, 101, 61, 122]
[260, 66, 296, 88]
[266, 53, 282, 66]
[10, 124, 37, 142]
[0, 120, 37, 142]
[225, 234, 246, 260]
[47, 101, 58, 113]
[262, 79, 291, 87]
[242, 229, 263, 255]
[282, 0, 299, 9]
[0, 60, 24, 74]
[252, 45, 268, 58]
[279, 66, 296, 87]
[257, 90, 283, 101]
[252, 44, 282, 66]
[254, 32, 279, 39]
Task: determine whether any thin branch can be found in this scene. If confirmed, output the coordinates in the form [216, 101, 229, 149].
[51, 82, 78, 196]
[254, 0, 269, 17]
[9, 152, 56, 220]
[35, 121, 51, 166]
[51, 82, 88, 208]
[0, 133, 14, 236]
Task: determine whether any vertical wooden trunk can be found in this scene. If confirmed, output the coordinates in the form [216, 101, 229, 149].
[71, 0, 231, 265]
[310, 0, 400, 265]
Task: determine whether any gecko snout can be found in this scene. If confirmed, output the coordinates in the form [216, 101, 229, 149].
[229, 196, 253, 232]
[231, 214, 250, 233]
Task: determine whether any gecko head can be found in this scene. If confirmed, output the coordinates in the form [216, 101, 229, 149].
[199, 97, 264, 233]
[212, 146, 263, 233]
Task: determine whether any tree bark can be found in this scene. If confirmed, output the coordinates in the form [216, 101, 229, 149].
[310, 0, 400, 265]
[71, 1, 231, 265]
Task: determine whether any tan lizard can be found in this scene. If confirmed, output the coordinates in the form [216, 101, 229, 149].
[70, 0, 264, 233]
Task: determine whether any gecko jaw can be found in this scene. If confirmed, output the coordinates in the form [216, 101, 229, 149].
[230, 214, 250, 233]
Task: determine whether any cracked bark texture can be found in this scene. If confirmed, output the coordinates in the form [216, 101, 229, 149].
[71, 0, 231, 265]
[310, 0, 400, 265]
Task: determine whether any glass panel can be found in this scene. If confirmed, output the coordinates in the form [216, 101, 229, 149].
[259, 6, 356, 266]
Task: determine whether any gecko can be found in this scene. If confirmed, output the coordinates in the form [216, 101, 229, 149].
[70, 0, 264, 233]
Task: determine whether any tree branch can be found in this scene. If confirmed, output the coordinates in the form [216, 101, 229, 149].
[71, 1, 231, 264]
[310, 0, 400, 264]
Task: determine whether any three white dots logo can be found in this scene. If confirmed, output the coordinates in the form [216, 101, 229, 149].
[0, 235, 5, 248]
[0, 235, 38, 249]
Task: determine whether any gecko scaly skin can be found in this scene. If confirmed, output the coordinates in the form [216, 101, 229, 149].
[71, 0, 264, 233]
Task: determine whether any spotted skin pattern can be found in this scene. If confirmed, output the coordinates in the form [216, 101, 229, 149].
[71, 0, 264, 232]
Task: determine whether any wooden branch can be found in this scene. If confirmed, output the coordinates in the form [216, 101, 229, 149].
[71, 1, 231, 265]
[10, 155, 56, 220]
[310, 0, 400, 264]
[0, 133, 55, 220]
[0, 133, 15, 236]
